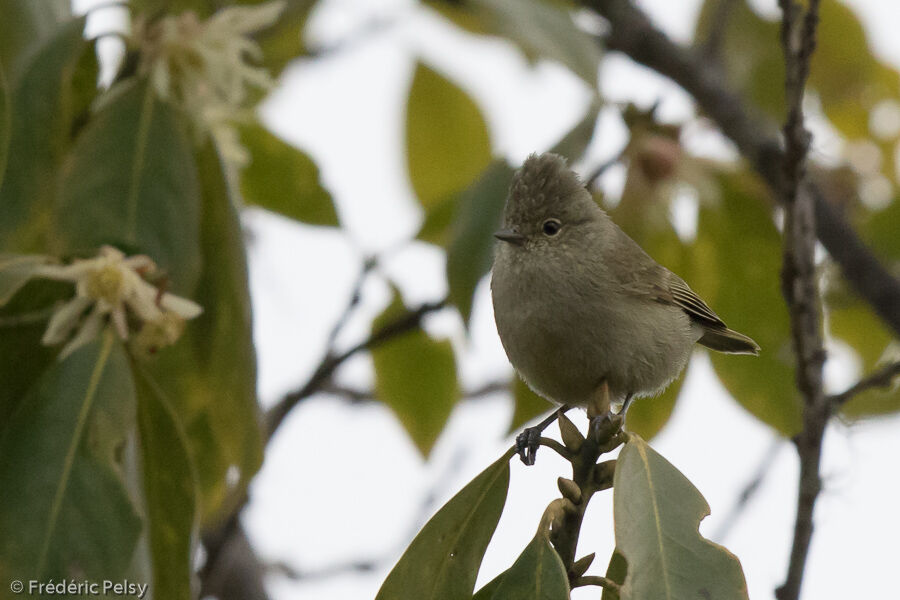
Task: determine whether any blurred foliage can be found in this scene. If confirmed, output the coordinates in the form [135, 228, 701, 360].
[371, 289, 460, 456]
[2, 0, 900, 593]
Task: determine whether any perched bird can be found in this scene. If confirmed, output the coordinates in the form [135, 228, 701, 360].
[491, 153, 758, 462]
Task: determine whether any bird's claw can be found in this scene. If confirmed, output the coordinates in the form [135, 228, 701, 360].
[516, 426, 542, 466]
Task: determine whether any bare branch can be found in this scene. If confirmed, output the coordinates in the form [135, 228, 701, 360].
[265, 297, 448, 438]
[582, 0, 900, 339]
[775, 2, 825, 599]
[829, 361, 900, 407]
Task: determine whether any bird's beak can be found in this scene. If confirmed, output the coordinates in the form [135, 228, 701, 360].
[494, 228, 526, 246]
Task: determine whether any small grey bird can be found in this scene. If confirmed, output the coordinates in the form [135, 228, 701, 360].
[491, 153, 758, 460]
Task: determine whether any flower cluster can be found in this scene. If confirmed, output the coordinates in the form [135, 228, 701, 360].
[36, 246, 202, 358]
[133, 1, 285, 164]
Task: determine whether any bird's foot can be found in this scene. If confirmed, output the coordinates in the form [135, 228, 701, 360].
[515, 427, 542, 466]
[515, 405, 572, 466]
[588, 411, 625, 451]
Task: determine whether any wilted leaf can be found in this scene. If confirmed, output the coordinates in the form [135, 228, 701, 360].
[136, 369, 198, 600]
[0, 334, 142, 580]
[489, 529, 569, 600]
[0, 18, 94, 252]
[698, 171, 801, 436]
[54, 80, 201, 294]
[432, 0, 601, 86]
[375, 452, 511, 600]
[372, 290, 459, 456]
[510, 375, 553, 433]
[146, 144, 263, 523]
[239, 121, 338, 226]
[600, 549, 627, 600]
[407, 62, 492, 214]
[613, 436, 749, 600]
[447, 160, 515, 324]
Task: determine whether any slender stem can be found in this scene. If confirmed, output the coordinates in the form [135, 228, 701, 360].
[829, 361, 900, 407]
[572, 575, 620, 591]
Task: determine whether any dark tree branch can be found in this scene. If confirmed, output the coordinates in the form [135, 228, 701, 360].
[829, 360, 900, 407]
[265, 297, 448, 438]
[582, 0, 900, 339]
[776, 3, 825, 600]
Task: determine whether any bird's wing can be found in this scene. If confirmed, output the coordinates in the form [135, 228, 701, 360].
[665, 275, 726, 328]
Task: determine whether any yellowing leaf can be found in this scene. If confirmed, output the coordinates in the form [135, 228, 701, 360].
[372, 290, 460, 456]
[613, 436, 749, 600]
[406, 62, 492, 213]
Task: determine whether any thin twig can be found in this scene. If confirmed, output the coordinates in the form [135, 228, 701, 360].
[265, 298, 448, 438]
[829, 361, 900, 407]
[712, 438, 784, 542]
[585, 150, 624, 189]
[776, 2, 824, 599]
[321, 379, 510, 404]
[571, 575, 620, 591]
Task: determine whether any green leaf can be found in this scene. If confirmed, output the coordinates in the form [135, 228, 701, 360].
[698, 171, 801, 436]
[54, 80, 202, 294]
[548, 101, 599, 162]
[372, 290, 460, 456]
[0, 18, 93, 252]
[375, 452, 512, 600]
[828, 288, 899, 417]
[254, 0, 321, 75]
[0, 334, 142, 580]
[0, 0, 71, 82]
[489, 530, 569, 600]
[0, 253, 52, 306]
[146, 144, 263, 523]
[407, 62, 492, 213]
[239, 121, 338, 226]
[473, 570, 507, 600]
[510, 375, 552, 433]
[446, 160, 515, 324]
[601, 549, 627, 600]
[0, 59, 8, 188]
[0, 279, 70, 424]
[613, 436, 749, 600]
[136, 369, 198, 600]
[431, 0, 601, 86]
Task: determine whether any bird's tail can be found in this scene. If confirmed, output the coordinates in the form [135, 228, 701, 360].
[698, 326, 760, 355]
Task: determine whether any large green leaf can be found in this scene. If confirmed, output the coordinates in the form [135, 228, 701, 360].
[146, 144, 263, 524]
[446, 160, 515, 324]
[0, 279, 69, 425]
[406, 62, 492, 216]
[0, 0, 71, 83]
[431, 0, 601, 86]
[54, 80, 201, 294]
[0, 59, 8, 188]
[0, 18, 94, 252]
[372, 290, 460, 456]
[613, 436, 749, 600]
[698, 171, 801, 436]
[0, 334, 142, 581]
[489, 530, 569, 600]
[239, 121, 338, 226]
[136, 369, 198, 600]
[375, 452, 512, 600]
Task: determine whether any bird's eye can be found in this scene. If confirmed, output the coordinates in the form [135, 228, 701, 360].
[542, 219, 561, 236]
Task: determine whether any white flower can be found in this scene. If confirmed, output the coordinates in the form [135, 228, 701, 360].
[36, 246, 202, 358]
[133, 1, 286, 164]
